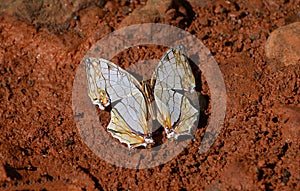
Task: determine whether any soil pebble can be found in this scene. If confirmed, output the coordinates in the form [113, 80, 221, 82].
[266, 22, 300, 66]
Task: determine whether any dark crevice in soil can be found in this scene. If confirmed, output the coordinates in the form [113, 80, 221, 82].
[77, 166, 104, 191]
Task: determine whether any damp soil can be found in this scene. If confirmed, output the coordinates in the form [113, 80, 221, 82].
[0, 0, 299, 190]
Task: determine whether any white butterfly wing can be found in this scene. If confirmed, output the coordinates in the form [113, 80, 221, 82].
[154, 46, 199, 139]
[85, 58, 143, 110]
[108, 92, 154, 149]
[85, 58, 153, 149]
[154, 46, 196, 92]
[154, 82, 182, 126]
[172, 96, 198, 139]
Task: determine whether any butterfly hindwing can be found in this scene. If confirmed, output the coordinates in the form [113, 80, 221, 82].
[172, 96, 198, 139]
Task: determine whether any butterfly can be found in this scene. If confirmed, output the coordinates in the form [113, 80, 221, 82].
[85, 46, 199, 149]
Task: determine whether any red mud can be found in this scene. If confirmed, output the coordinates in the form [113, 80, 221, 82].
[0, 0, 299, 190]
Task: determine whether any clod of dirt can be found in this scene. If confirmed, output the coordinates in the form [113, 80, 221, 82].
[119, 0, 195, 28]
[221, 158, 256, 190]
[272, 104, 300, 143]
[1, 0, 106, 32]
[265, 22, 300, 66]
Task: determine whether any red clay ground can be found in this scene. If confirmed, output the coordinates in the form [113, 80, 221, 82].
[0, 0, 299, 190]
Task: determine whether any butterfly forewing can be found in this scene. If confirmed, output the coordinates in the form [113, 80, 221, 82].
[85, 58, 143, 109]
[154, 46, 196, 92]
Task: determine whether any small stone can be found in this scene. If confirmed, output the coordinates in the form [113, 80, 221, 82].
[273, 104, 300, 143]
[198, 17, 209, 26]
[214, 5, 222, 14]
[228, 11, 239, 18]
[166, 8, 177, 20]
[265, 22, 300, 66]
[104, 1, 116, 13]
[257, 160, 265, 168]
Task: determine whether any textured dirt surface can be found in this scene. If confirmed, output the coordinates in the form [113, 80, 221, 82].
[0, 0, 300, 190]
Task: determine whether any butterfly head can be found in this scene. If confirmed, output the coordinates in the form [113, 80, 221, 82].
[145, 136, 154, 144]
[164, 118, 179, 140]
[145, 131, 154, 142]
[166, 128, 178, 141]
[165, 128, 175, 140]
